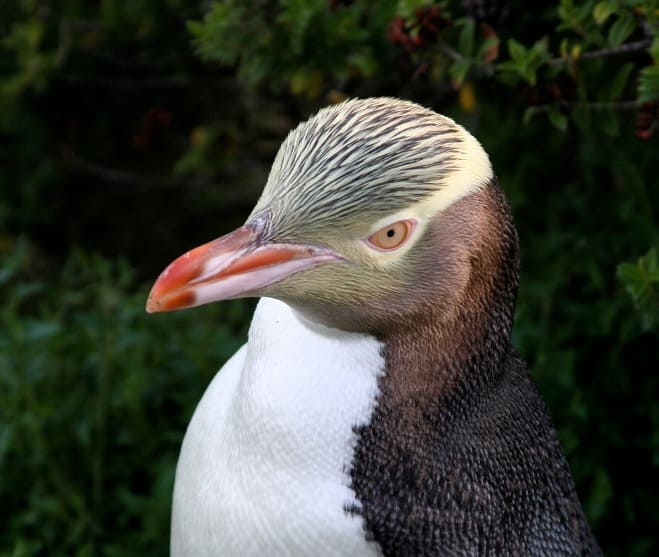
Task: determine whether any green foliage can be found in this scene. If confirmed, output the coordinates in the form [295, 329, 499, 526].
[0, 17, 58, 106]
[638, 64, 659, 102]
[617, 247, 659, 329]
[0, 240, 253, 555]
[499, 37, 550, 86]
[189, 0, 398, 95]
[192, 0, 659, 135]
[0, 0, 263, 265]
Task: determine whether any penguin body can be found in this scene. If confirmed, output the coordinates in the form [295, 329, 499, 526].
[148, 98, 601, 556]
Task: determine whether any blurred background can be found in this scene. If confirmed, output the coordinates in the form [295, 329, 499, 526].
[1, 1, 657, 555]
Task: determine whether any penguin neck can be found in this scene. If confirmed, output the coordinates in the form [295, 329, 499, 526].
[381, 295, 514, 408]
[380, 182, 520, 411]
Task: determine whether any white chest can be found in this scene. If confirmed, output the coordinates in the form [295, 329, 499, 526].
[171, 298, 384, 557]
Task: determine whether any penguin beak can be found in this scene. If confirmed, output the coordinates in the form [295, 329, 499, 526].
[146, 222, 342, 313]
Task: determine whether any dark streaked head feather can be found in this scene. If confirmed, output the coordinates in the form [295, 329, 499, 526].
[251, 98, 492, 239]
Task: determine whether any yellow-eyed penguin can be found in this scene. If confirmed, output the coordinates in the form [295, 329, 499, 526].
[147, 97, 601, 556]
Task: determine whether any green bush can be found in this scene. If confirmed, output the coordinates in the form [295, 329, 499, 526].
[0, 240, 253, 556]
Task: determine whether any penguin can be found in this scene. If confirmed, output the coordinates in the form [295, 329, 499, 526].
[147, 97, 601, 556]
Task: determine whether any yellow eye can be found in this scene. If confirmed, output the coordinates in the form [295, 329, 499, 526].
[366, 220, 414, 251]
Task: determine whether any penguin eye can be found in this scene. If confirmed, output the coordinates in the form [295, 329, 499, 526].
[366, 220, 415, 251]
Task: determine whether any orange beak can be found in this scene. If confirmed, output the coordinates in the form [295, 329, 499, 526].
[146, 220, 342, 313]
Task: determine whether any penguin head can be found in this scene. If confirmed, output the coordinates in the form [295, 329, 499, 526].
[147, 98, 514, 335]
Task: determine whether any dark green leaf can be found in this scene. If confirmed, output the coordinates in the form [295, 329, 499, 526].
[617, 248, 659, 329]
[607, 62, 634, 100]
[508, 38, 527, 62]
[638, 65, 659, 103]
[593, 1, 616, 25]
[450, 58, 472, 86]
[650, 37, 659, 63]
[458, 18, 475, 58]
[599, 107, 619, 136]
[548, 107, 568, 131]
[608, 11, 636, 48]
[523, 106, 541, 124]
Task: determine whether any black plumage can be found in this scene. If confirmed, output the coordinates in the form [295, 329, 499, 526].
[348, 180, 601, 556]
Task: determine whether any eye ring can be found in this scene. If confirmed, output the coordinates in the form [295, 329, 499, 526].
[365, 219, 416, 251]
